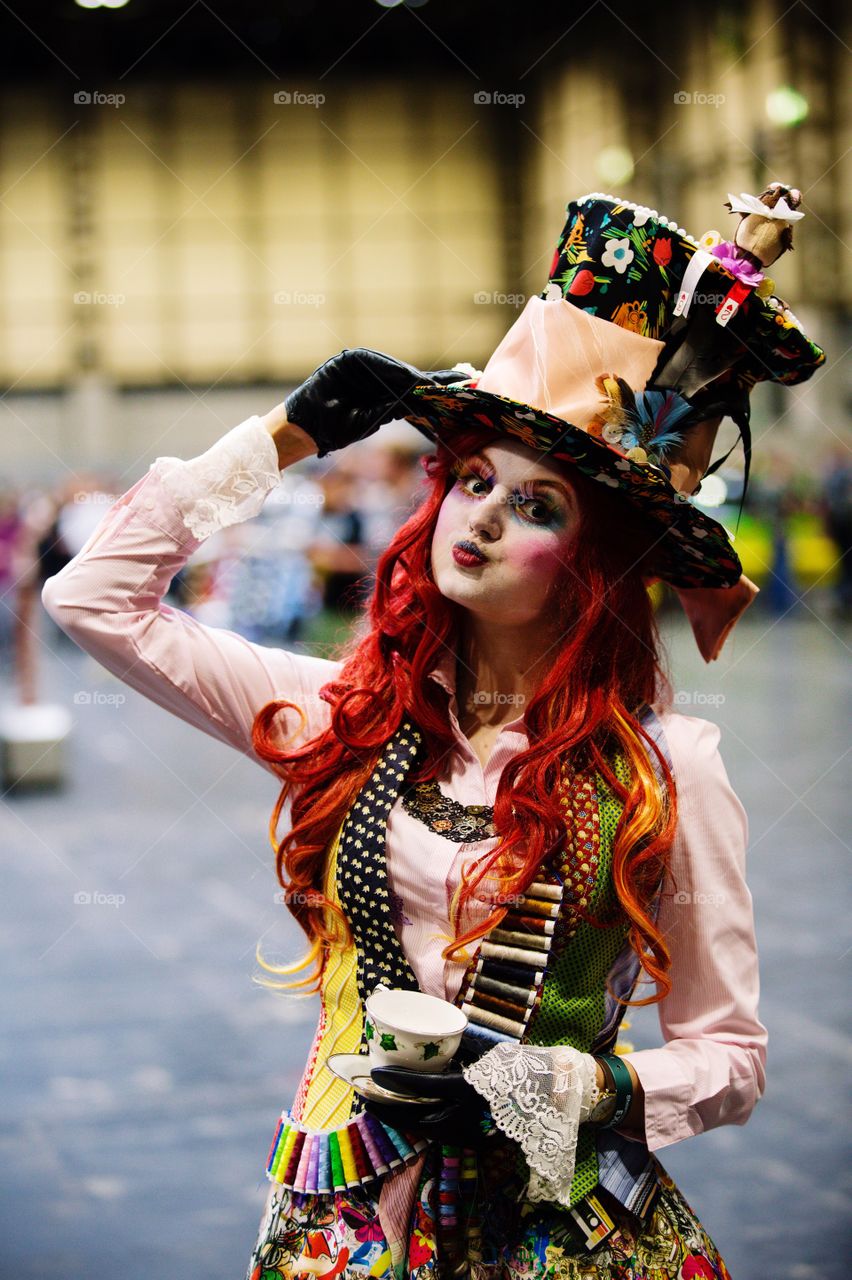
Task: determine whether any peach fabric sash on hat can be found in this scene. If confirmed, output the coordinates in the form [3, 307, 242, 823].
[475, 295, 664, 428]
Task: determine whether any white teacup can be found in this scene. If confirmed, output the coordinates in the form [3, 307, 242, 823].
[364, 984, 468, 1073]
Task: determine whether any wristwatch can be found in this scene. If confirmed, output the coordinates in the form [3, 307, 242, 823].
[588, 1058, 618, 1124]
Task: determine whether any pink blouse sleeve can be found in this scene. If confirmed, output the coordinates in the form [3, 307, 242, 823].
[617, 714, 768, 1153]
[40, 417, 339, 776]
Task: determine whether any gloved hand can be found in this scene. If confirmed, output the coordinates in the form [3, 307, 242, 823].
[284, 348, 466, 458]
[364, 1061, 491, 1147]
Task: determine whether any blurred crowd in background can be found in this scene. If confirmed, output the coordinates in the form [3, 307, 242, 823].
[1, 437, 424, 701]
[2, 439, 850, 706]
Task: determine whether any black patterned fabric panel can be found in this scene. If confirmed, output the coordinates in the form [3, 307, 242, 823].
[400, 780, 496, 843]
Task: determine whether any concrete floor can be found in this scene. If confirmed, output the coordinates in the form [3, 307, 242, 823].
[1, 600, 849, 1279]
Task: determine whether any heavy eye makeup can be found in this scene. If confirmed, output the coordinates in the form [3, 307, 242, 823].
[451, 459, 563, 526]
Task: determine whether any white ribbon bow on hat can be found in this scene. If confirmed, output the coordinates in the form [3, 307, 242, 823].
[726, 191, 805, 223]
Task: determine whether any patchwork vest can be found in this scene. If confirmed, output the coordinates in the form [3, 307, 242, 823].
[265, 706, 672, 1244]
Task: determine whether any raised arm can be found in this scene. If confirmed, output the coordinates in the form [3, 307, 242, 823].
[41, 349, 470, 777]
[40, 408, 339, 777]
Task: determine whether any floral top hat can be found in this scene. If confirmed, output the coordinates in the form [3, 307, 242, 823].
[402, 187, 825, 659]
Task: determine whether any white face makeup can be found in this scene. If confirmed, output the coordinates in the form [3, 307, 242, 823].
[430, 439, 580, 628]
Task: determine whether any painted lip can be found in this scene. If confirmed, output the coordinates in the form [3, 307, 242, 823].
[452, 539, 488, 565]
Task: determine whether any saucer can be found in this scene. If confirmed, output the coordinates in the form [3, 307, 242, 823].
[326, 1053, 443, 1106]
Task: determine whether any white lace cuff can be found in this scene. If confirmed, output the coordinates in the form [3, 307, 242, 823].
[149, 415, 283, 541]
[462, 1043, 597, 1208]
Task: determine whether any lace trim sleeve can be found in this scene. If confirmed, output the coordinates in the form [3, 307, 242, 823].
[462, 1043, 597, 1208]
[149, 415, 283, 541]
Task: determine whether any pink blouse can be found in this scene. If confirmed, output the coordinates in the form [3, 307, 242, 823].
[40, 415, 767, 1155]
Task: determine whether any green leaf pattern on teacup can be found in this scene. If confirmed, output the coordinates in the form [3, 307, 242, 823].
[366, 1015, 451, 1061]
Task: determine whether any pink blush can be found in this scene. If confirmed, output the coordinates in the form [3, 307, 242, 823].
[509, 538, 566, 579]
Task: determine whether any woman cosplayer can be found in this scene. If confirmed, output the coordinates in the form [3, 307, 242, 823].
[42, 190, 824, 1278]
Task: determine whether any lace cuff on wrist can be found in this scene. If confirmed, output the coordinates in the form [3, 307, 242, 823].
[150, 415, 282, 540]
[462, 1043, 597, 1208]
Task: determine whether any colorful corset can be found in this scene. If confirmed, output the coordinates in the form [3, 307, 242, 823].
[265, 705, 672, 1250]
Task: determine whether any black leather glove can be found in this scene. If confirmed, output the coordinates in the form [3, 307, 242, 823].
[284, 347, 465, 458]
[364, 1061, 491, 1147]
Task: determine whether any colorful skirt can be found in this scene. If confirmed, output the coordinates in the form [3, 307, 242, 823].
[245, 1132, 733, 1280]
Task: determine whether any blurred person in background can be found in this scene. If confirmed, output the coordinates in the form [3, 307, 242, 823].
[820, 445, 852, 618]
[225, 470, 325, 647]
[1, 476, 95, 702]
[358, 442, 425, 561]
[747, 453, 808, 615]
[0, 481, 25, 665]
[308, 465, 371, 616]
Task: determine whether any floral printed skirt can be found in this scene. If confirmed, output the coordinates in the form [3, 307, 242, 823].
[246, 1138, 733, 1280]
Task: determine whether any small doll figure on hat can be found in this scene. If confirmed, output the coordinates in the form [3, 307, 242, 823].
[704, 183, 806, 291]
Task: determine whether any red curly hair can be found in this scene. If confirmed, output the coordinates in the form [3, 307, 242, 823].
[251, 427, 678, 1007]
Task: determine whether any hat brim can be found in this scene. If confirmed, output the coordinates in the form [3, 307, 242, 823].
[403, 384, 742, 591]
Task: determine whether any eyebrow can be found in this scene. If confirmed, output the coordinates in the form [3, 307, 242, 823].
[466, 451, 570, 499]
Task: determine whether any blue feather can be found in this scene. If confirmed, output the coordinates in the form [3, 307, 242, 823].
[627, 390, 695, 458]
